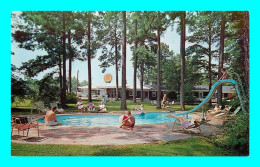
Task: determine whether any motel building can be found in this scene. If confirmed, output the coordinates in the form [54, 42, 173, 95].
[77, 83, 235, 103]
[77, 74, 234, 103]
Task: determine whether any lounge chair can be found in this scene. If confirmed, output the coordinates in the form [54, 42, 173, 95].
[134, 105, 141, 111]
[151, 100, 157, 106]
[172, 117, 209, 134]
[50, 102, 65, 113]
[35, 102, 49, 114]
[216, 106, 241, 117]
[231, 106, 241, 116]
[98, 105, 107, 112]
[11, 116, 39, 139]
[215, 106, 232, 117]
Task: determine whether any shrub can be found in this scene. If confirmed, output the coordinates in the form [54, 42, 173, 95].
[37, 74, 60, 104]
[184, 84, 195, 104]
[66, 93, 78, 104]
[214, 112, 249, 154]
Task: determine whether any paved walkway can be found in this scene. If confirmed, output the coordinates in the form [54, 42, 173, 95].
[11, 113, 223, 145]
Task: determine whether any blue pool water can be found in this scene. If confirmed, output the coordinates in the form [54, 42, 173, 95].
[39, 112, 181, 127]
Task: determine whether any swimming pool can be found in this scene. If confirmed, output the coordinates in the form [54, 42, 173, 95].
[39, 112, 185, 127]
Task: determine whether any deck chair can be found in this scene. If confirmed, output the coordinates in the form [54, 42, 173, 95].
[215, 106, 232, 117]
[35, 102, 49, 114]
[134, 105, 141, 111]
[172, 118, 209, 134]
[50, 102, 65, 113]
[11, 116, 39, 139]
[97, 104, 107, 112]
[151, 100, 157, 106]
[231, 106, 241, 116]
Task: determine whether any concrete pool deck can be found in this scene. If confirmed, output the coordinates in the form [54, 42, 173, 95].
[11, 112, 224, 145]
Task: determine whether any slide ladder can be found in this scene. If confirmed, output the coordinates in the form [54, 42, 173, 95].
[230, 72, 248, 106]
[173, 79, 246, 116]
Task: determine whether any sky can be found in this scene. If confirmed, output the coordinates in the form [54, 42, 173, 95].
[11, 12, 193, 86]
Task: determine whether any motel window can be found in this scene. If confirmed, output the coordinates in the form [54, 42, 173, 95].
[152, 91, 156, 97]
[193, 92, 198, 98]
[129, 90, 133, 96]
[199, 92, 203, 98]
[203, 92, 209, 97]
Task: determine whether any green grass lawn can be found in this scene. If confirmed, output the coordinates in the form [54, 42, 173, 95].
[11, 137, 239, 156]
[11, 99, 198, 115]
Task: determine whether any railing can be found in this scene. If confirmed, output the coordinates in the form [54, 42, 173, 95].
[229, 71, 248, 112]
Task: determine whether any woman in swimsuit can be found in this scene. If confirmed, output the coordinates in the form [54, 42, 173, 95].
[119, 111, 135, 130]
[76, 99, 85, 112]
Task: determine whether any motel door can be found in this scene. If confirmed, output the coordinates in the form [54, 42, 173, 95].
[144, 91, 149, 99]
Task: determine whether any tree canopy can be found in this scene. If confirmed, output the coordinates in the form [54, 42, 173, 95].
[12, 11, 249, 110]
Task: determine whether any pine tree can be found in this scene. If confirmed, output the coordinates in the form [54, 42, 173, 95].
[97, 11, 122, 101]
[121, 11, 127, 110]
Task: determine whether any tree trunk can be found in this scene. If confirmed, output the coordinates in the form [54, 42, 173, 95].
[121, 11, 127, 110]
[243, 11, 249, 98]
[217, 13, 225, 105]
[61, 12, 67, 108]
[180, 11, 186, 110]
[208, 23, 212, 107]
[58, 54, 63, 104]
[156, 11, 162, 109]
[68, 30, 72, 93]
[140, 62, 144, 102]
[87, 19, 92, 103]
[115, 25, 119, 101]
[76, 70, 79, 96]
[133, 19, 138, 103]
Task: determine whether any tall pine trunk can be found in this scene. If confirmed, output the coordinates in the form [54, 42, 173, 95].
[76, 70, 79, 96]
[180, 11, 186, 110]
[140, 62, 144, 102]
[217, 13, 225, 105]
[120, 11, 127, 110]
[68, 30, 72, 93]
[61, 12, 67, 108]
[243, 11, 249, 98]
[87, 19, 92, 103]
[133, 19, 138, 103]
[156, 11, 162, 109]
[208, 25, 212, 107]
[58, 54, 63, 104]
[114, 25, 119, 101]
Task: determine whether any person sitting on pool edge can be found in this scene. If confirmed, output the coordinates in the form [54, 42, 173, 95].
[119, 111, 135, 130]
[139, 104, 145, 115]
[45, 106, 62, 126]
